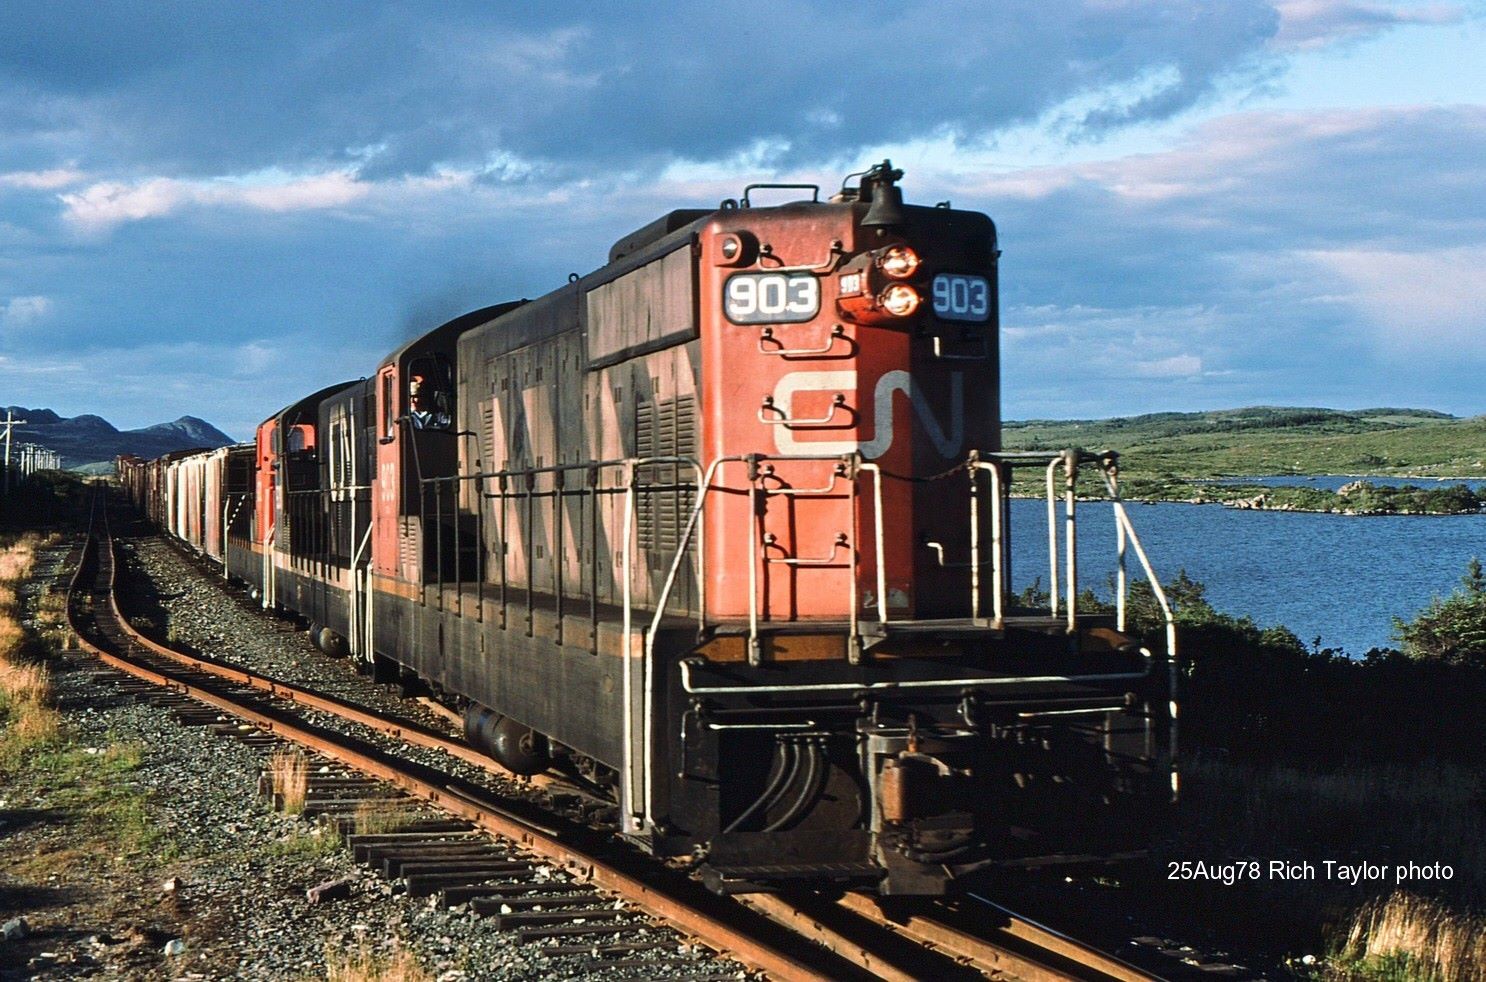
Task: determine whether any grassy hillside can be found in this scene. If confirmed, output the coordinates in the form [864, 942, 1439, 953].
[1003, 407, 1486, 479]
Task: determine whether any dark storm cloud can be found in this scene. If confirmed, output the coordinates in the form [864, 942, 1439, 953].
[1, 1, 1284, 177]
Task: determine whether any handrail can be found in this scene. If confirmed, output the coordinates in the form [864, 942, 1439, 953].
[414, 447, 1178, 647]
[758, 393, 848, 426]
[758, 323, 848, 358]
[1096, 463, 1180, 801]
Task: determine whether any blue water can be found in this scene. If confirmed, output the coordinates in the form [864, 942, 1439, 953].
[1201, 474, 1486, 492]
[1004, 499, 1486, 656]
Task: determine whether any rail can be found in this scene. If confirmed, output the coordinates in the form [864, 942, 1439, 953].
[65, 490, 830, 982]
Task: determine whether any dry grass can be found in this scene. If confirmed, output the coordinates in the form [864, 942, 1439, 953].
[352, 799, 414, 836]
[1157, 752, 1486, 964]
[0, 616, 23, 661]
[1335, 892, 1486, 981]
[0, 659, 52, 705]
[0, 540, 36, 583]
[0, 535, 59, 763]
[268, 748, 309, 815]
[35, 587, 66, 631]
[9, 702, 61, 746]
[325, 943, 432, 982]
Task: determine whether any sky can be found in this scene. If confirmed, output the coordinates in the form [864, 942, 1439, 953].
[1, 1, 1483, 438]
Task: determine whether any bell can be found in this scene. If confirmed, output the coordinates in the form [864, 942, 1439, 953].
[861, 182, 905, 228]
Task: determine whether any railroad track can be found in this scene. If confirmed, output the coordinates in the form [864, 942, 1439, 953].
[67, 492, 1175, 981]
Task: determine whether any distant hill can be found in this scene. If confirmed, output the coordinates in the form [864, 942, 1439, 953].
[1004, 406, 1485, 477]
[1, 406, 235, 470]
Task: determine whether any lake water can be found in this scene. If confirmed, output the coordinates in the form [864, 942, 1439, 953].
[1004, 497, 1486, 655]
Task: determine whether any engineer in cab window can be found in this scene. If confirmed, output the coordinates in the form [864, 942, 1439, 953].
[408, 373, 451, 430]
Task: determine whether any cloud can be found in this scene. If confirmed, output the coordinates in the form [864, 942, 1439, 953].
[0, 337, 378, 438]
[1270, 0, 1465, 51]
[1307, 246, 1486, 348]
[0, 167, 84, 190]
[1134, 354, 1205, 378]
[0, 2, 1289, 180]
[230, 341, 279, 378]
[58, 170, 367, 229]
[2, 32, 1482, 435]
[0, 295, 52, 327]
[943, 104, 1486, 414]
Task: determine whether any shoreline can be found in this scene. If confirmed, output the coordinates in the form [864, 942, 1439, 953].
[1009, 474, 1485, 516]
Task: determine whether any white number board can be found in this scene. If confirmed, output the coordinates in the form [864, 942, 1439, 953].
[932, 274, 990, 322]
[724, 273, 820, 324]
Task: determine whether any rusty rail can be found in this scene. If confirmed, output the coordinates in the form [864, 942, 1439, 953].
[66, 496, 831, 982]
[80, 490, 1170, 982]
[835, 891, 1164, 982]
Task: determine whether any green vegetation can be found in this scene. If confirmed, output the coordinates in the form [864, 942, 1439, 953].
[0, 532, 175, 868]
[268, 826, 343, 859]
[0, 470, 92, 528]
[1113, 478, 1483, 514]
[1393, 559, 1486, 667]
[1110, 563, 1486, 978]
[13, 739, 177, 860]
[1003, 407, 1486, 513]
[1004, 406, 1482, 478]
[1013, 570, 1486, 975]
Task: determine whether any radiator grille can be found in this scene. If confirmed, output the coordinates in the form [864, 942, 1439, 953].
[636, 395, 695, 570]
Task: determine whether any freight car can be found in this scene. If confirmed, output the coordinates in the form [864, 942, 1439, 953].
[120, 162, 1178, 896]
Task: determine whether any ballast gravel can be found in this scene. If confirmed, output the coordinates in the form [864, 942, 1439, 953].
[0, 528, 746, 980]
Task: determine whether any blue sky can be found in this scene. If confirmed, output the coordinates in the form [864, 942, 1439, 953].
[1, 1, 1482, 438]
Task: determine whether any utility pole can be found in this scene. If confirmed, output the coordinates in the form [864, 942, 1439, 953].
[1, 409, 25, 494]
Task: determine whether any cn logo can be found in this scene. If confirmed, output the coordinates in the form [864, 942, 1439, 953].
[769, 370, 963, 459]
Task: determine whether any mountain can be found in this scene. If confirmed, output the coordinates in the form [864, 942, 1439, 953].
[131, 416, 235, 447]
[1, 406, 235, 470]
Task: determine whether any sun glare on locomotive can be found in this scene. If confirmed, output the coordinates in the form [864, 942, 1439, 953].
[122, 158, 1177, 897]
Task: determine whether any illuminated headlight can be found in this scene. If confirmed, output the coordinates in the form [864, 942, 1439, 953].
[877, 245, 921, 280]
[878, 283, 921, 317]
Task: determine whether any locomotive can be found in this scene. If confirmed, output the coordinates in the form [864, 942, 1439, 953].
[120, 162, 1176, 895]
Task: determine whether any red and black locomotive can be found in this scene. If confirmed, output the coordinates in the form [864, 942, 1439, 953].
[121, 163, 1175, 895]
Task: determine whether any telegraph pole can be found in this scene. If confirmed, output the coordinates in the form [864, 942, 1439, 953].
[1, 409, 25, 494]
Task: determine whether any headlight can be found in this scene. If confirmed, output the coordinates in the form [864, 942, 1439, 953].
[877, 245, 921, 280]
[878, 283, 921, 317]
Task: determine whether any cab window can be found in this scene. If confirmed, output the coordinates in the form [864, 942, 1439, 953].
[407, 356, 454, 431]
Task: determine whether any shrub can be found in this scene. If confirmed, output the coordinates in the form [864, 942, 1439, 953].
[1394, 559, 1486, 667]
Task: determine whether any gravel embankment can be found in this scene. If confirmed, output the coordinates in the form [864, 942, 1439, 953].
[0, 528, 743, 980]
[112, 524, 529, 801]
